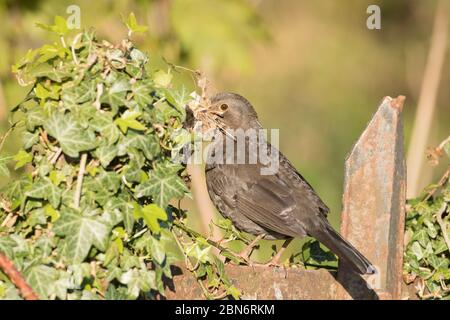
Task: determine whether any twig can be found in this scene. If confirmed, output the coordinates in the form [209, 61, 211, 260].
[437, 135, 450, 153]
[172, 219, 246, 264]
[423, 165, 450, 201]
[0, 121, 21, 154]
[406, 0, 449, 198]
[426, 135, 450, 165]
[94, 83, 103, 110]
[0, 253, 39, 300]
[60, 36, 67, 49]
[71, 33, 83, 65]
[436, 202, 450, 253]
[48, 147, 62, 165]
[73, 153, 88, 208]
[171, 229, 213, 299]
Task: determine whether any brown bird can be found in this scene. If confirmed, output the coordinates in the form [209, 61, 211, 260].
[203, 92, 375, 274]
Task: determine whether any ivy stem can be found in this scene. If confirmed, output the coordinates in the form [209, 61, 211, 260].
[0, 253, 39, 300]
[74, 153, 88, 209]
[49, 147, 62, 165]
[0, 121, 22, 154]
[171, 229, 213, 299]
[71, 33, 82, 65]
[172, 219, 247, 265]
[60, 36, 67, 48]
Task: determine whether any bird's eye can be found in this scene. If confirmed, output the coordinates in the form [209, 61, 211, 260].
[219, 103, 228, 111]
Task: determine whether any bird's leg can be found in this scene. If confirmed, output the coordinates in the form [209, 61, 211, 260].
[264, 238, 293, 267]
[236, 234, 265, 264]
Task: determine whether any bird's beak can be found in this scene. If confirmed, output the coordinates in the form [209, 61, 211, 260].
[207, 106, 225, 118]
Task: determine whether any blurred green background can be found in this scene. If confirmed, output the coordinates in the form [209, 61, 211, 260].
[0, 0, 449, 262]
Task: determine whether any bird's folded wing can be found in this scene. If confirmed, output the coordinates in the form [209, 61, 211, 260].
[236, 177, 308, 238]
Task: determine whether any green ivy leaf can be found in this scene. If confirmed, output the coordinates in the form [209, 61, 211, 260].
[22, 131, 39, 150]
[123, 13, 148, 35]
[119, 268, 155, 299]
[13, 149, 33, 169]
[4, 177, 32, 210]
[25, 107, 47, 131]
[94, 144, 118, 168]
[101, 78, 130, 111]
[132, 80, 153, 107]
[114, 110, 146, 134]
[0, 236, 16, 258]
[53, 207, 110, 263]
[35, 15, 69, 36]
[411, 241, 424, 261]
[0, 156, 13, 177]
[119, 131, 160, 160]
[25, 265, 58, 299]
[25, 177, 61, 208]
[44, 112, 97, 158]
[137, 204, 167, 234]
[135, 166, 188, 207]
[153, 70, 172, 88]
[37, 43, 68, 64]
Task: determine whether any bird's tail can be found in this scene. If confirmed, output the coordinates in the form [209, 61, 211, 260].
[310, 220, 376, 275]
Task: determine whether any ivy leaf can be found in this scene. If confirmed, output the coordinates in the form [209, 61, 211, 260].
[13, 149, 32, 169]
[25, 107, 47, 131]
[22, 131, 39, 150]
[114, 110, 146, 134]
[135, 166, 188, 207]
[147, 235, 166, 264]
[132, 80, 153, 107]
[120, 131, 160, 160]
[53, 207, 110, 263]
[136, 204, 167, 234]
[412, 229, 429, 247]
[35, 15, 69, 36]
[44, 112, 97, 158]
[153, 70, 172, 88]
[62, 80, 96, 107]
[105, 198, 134, 234]
[37, 43, 68, 64]
[411, 241, 424, 261]
[90, 112, 121, 145]
[123, 13, 148, 35]
[105, 284, 128, 300]
[119, 268, 155, 299]
[186, 243, 211, 264]
[25, 177, 61, 208]
[94, 144, 118, 168]
[35, 83, 60, 102]
[25, 265, 58, 299]
[0, 236, 16, 258]
[11, 48, 38, 73]
[101, 78, 130, 110]
[0, 156, 13, 177]
[4, 177, 32, 210]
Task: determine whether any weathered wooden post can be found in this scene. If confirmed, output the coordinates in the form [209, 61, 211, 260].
[165, 95, 407, 300]
[337, 96, 406, 300]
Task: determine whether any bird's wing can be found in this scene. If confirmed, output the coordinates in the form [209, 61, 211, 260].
[234, 171, 309, 238]
[277, 152, 330, 217]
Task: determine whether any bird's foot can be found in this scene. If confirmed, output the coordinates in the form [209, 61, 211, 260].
[250, 244, 289, 268]
[232, 234, 265, 265]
